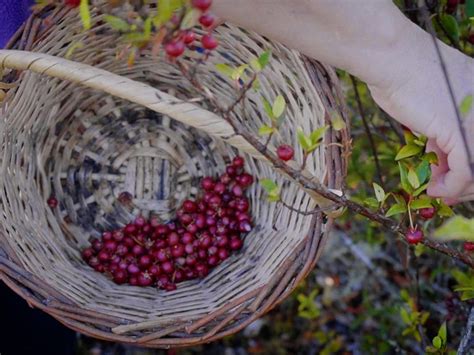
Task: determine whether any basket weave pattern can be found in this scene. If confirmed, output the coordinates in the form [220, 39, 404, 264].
[0, 5, 349, 347]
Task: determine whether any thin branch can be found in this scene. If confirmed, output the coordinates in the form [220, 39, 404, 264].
[225, 73, 257, 114]
[279, 199, 341, 216]
[176, 57, 474, 268]
[457, 307, 474, 354]
[420, 6, 474, 175]
[350, 75, 385, 188]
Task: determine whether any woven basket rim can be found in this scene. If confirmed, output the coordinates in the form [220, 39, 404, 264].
[0, 4, 350, 348]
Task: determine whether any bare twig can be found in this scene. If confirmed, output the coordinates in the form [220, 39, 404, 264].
[350, 75, 385, 188]
[457, 307, 474, 355]
[176, 58, 474, 268]
[225, 72, 257, 114]
[279, 200, 341, 216]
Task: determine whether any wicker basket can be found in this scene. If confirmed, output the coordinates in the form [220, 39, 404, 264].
[0, 4, 349, 348]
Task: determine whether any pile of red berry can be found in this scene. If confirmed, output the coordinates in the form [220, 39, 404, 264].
[81, 156, 254, 291]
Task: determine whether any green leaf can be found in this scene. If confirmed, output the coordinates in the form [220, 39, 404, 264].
[365, 197, 380, 209]
[413, 183, 429, 197]
[440, 14, 460, 42]
[215, 63, 234, 78]
[400, 307, 410, 324]
[432, 336, 442, 349]
[408, 168, 420, 189]
[104, 15, 130, 32]
[466, 0, 474, 19]
[65, 41, 84, 59]
[80, 0, 91, 30]
[250, 58, 261, 72]
[386, 202, 407, 217]
[272, 95, 286, 118]
[258, 125, 274, 136]
[438, 322, 447, 343]
[399, 163, 413, 193]
[373, 183, 385, 203]
[460, 94, 473, 118]
[437, 200, 454, 217]
[396, 144, 423, 161]
[258, 50, 271, 69]
[158, 0, 173, 24]
[297, 129, 312, 152]
[423, 152, 439, 165]
[410, 197, 433, 210]
[262, 97, 274, 119]
[143, 17, 152, 40]
[433, 216, 474, 241]
[231, 64, 249, 81]
[330, 112, 346, 131]
[260, 178, 278, 192]
[416, 160, 430, 185]
[180, 8, 200, 30]
[310, 126, 329, 145]
[414, 243, 426, 257]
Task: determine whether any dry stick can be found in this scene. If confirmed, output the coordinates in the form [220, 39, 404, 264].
[350, 75, 385, 188]
[457, 307, 474, 355]
[176, 61, 473, 268]
[421, 6, 474, 175]
[279, 199, 341, 216]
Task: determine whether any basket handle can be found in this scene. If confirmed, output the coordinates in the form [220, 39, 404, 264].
[0, 49, 338, 209]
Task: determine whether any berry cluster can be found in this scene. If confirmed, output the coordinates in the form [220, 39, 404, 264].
[81, 156, 254, 290]
[165, 0, 218, 58]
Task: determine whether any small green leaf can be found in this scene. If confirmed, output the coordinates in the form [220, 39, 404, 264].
[143, 17, 152, 40]
[250, 58, 261, 72]
[215, 63, 234, 78]
[310, 126, 329, 145]
[80, 0, 91, 31]
[396, 144, 423, 161]
[260, 179, 278, 192]
[414, 243, 425, 257]
[262, 97, 274, 119]
[413, 183, 429, 197]
[331, 112, 346, 131]
[231, 64, 249, 81]
[416, 160, 430, 185]
[104, 15, 130, 32]
[297, 129, 312, 152]
[158, 0, 173, 24]
[373, 183, 385, 203]
[272, 95, 286, 118]
[258, 50, 271, 69]
[438, 321, 447, 343]
[433, 216, 474, 241]
[258, 125, 274, 136]
[399, 163, 413, 193]
[410, 197, 433, 210]
[400, 307, 410, 324]
[252, 77, 261, 91]
[422, 152, 439, 165]
[408, 168, 420, 189]
[440, 14, 460, 42]
[365, 197, 380, 209]
[386, 202, 407, 217]
[65, 41, 84, 59]
[180, 8, 200, 30]
[460, 95, 473, 118]
[437, 200, 454, 217]
[432, 336, 442, 349]
[467, 0, 474, 18]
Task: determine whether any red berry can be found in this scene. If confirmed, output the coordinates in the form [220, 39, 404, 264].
[65, 0, 80, 7]
[217, 248, 229, 261]
[132, 244, 145, 256]
[113, 270, 128, 284]
[167, 232, 180, 246]
[129, 276, 138, 286]
[468, 34, 474, 45]
[164, 283, 177, 291]
[165, 40, 186, 57]
[104, 240, 117, 252]
[239, 220, 252, 233]
[208, 255, 219, 266]
[183, 200, 197, 213]
[98, 250, 110, 262]
[47, 196, 58, 208]
[232, 185, 243, 197]
[112, 230, 124, 242]
[161, 261, 175, 274]
[138, 255, 152, 269]
[214, 182, 226, 194]
[201, 177, 215, 191]
[81, 247, 94, 260]
[127, 263, 140, 275]
[149, 264, 162, 277]
[171, 244, 185, 258]
[134, 216, 146, 227]
[229, 237, 243, 250]
[195, 263, 209, 277]
[202, 34, 218, 50]
[419, 207, 436, 220]
[191, 0, 212, 11]
[124, 224, 137, 235]
[102, 231, 113, 241]
[406, 228, 424, 245]
[137, 271, 154, 287]
[277, 145, 294, 161]
[183, 31, 196, 45]
[238, 173, 254, 187]
[199, 14, 215, 27]
[464, 242, 474, 252]
[232, 156, 245, 168]
[116, 244, 128, 256]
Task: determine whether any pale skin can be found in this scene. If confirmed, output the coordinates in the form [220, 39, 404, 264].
[212, 0, 474, 202]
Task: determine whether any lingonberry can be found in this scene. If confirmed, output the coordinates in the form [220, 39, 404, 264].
[165, 40, 186, 57]
[406, 228, 424, 245]
[127, 263, 140, 275]
[65, 0, 80, 7]
[132, 244, 145, 256]
[134, 216, 146, 227]
[171, 244, 185, 258]
[129, 276, 138, 286]
[104, 240, 117, 252]
[195, 263, 209, 277]
[113, 270, 129, 284]
[124, 224, 138, 235]
[202, 34, 218, 50]
[191, 0, 212, 11]
[464, 242, 474, 252]
[230, 237, 243, 250]
[201, 177, 215, 191]
[98, 250, 110, 262]
[183, 31, 196, 45]
[102, 231, 113, 241]
[183, 200, 197, 213]
[47, 196, 58, 208]
[419, 207, 436, 220]
[238, 173, 253, 187]
[277, 145, 294, 161]
[112, 230, 124, 242]
[137, 271, 154, 287]
[167, 232, 180, 246]
[199, 14, 215, 27]
[232, 156, 245, 168]
[161, 261, 175, 274]
[138, 255, 153, 269]
[232, 185, 243, 197]
[208, 255, 219, 266]
[239, 220, 252, 233]
[81, 247, 94, 260]
[218, 248, 230, 261]
[148, 264, 161, 277]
